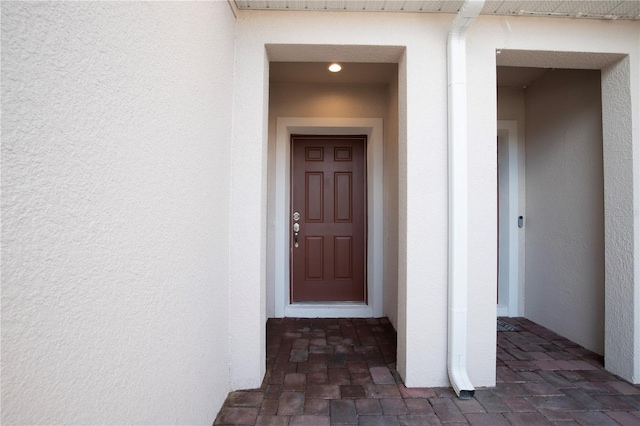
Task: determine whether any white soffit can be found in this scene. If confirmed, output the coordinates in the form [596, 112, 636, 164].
[235, 1, 640, 20]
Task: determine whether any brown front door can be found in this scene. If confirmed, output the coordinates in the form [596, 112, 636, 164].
[291, 135, 367, 302]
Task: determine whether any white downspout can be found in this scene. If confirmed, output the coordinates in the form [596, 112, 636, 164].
[447, 0, 485, 400]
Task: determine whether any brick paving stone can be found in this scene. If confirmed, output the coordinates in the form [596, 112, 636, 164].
[283, 373, 306, 391]
[522, 382, 563, 396]
[289, 415, 330, 426]
[568, 360, 598, 370]
[265, 384, 283, 400]
[503, 412, 552, 425]
[260, 399, 279, 415]
[370, 366, 396, 384]
[310, 345, 334, 355]
[336, 345, 354, 354]
[305, 398, 330, 415]
[215, 407, 260, 424]
[575, 381, 615, 395]
[536, 371, 575, 388]
[501, 397, 537, 412]
[289, 349, 308, 362]
[517, 371, 544, 382]
[364, 384, 402, 398]
[496, 366, 524, 382]
[465, 412, 510, 425]
[397, 414, 442, 425]
[506, 360, 537, 372]
[528, 351, 554, 361]
[547, 350, 576, 361]
[330, 399, 357, 424]
[293, 338, 310, 349]
[453, 397, 486, 414]
[269, 371, 286, 385]
[578, 369, 615, 382]
[538, 409, 575, 422]
[380, 398, 409, 415]
[507, 348, 534, 360]
[606, 411, 640, 425]
[255, 415, 290, 426]
[227, 391, 265, 407]
[358, 415, 400, 426]
[620, 395, 640, 410]
[329, 368, 351, 385]
[398, 385, 436, 398]
[492, 382, 528, 397]
[562, 388, 608, 410]
[430, 398, 467, 423]
[608, 380, 640, 395]
[308, 353, 328, 363]
[341, 384, 366, 398]
[497, 351, 517, 362]
[355, 398, 383, 415]
[348, 362, 370, 374]
[328, 353, 348, 368]
[474, 391, 511, 413]
[297, 362, 327, 374]
[306, 385, 341, 399]
[278, 392, 305, 416]
[307, 372, 328, 385]
[216, 317, 640, 426]
[351, 373, 373, 385]
[556, 370, 586, 382]
[570, 411, 619, 425]
[594, 394, 636, 410]
[434, 387, 459, 398]
[525, 396, 586, 412]
[404, 398, 434, 415]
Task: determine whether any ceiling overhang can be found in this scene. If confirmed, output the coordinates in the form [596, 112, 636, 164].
[235, 1, 640, 20]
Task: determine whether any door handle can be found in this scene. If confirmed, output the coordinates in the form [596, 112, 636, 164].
[293, 222, 300, 248]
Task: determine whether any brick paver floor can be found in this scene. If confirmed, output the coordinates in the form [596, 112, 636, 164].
[214, 317, 640, 425]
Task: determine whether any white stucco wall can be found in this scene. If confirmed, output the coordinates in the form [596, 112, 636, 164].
[523, 69, 605, 355]
[233, 10, 497, 388]
[1, 2, 235, 424]
[231, 8, 639, 390]
[385, 75, 400, 329]
[473, 16, 639, 383]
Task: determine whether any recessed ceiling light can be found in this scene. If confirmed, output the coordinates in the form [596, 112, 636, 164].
[328, 63, 342, 73]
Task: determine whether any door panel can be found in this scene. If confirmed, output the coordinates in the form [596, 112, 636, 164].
[291, 135, 366, 302]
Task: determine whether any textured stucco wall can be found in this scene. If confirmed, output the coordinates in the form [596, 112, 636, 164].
[235, 11, 495, 388]
[385, 76, 400, 329]
[1, 2, 235, 424]
[473, 16, 639, 383]
[266, 82, 397, 323]
[524, 69, 605, 355]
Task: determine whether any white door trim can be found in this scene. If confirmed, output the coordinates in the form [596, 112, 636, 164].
[497, 120, 520, 317]
[275, 117, 384, 318]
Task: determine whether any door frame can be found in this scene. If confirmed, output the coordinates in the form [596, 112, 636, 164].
[497, 120, 521, 317]
[275, 117, 383, 318]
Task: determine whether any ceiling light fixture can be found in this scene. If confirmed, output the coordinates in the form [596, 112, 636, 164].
[328, 63, 342, 72]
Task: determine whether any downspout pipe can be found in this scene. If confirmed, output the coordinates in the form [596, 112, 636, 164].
[447, 0, 485, 400]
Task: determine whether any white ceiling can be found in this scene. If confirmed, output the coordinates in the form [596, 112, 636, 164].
[236, 1, 640, 20]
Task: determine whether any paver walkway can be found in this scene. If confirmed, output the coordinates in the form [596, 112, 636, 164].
[214, 317, 640, 425]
